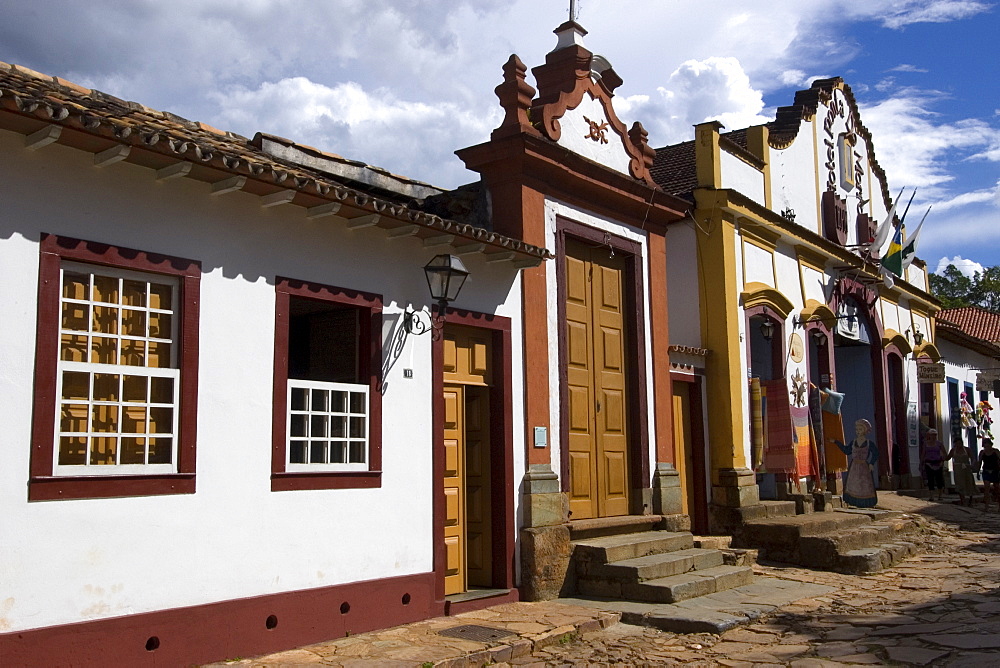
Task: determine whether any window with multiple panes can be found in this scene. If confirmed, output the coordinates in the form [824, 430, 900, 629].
[56, 263, 179, 474]
[272, 278, 382, 490]
[30, 234, 200, 501]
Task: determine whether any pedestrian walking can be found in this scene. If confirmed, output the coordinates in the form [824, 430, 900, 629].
[980, 438, 1000, 512]
[951, 438, 978, 506]
[921, 429, 949, 502]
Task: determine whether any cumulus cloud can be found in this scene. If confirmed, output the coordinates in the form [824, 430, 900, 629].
[616, 57, 770, 145]
[210, 77, 500, 188]
[935, 256, 985, 276]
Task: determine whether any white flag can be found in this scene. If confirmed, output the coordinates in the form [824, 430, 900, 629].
[900, 206, 931, 272]
[869, 187, 904, 253]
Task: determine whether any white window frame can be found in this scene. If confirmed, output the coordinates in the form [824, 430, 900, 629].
[53, 261, 180, 476]
[286, 378, 369, 472]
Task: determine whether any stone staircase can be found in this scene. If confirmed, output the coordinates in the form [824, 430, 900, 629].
[570, 518, 754, 604]
[732, 502, 923, 574]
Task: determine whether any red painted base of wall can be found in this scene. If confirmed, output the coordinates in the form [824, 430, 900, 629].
[0, 572, 436, 667]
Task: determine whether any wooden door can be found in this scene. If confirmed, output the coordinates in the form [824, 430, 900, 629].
[672, 381, 693, 516]
[441, 326, 493, 596]
[565, 240, 630, 519]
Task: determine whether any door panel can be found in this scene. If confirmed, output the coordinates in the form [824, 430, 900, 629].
[464, 386, 492, 587]
[442, 385, 465, 595]
[672, 382, 692, 516]
[565, 239, 630, 519]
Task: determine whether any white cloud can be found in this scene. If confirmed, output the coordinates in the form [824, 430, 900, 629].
[210, 77, 500, 188]
[876, 0, 992, 28]
[887, 64, 929, 73]
[933, 181, 1000, 211]
[617, 57, 770, 145]
[935, 255, 985, 277]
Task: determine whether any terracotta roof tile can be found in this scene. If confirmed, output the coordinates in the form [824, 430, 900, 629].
[0, 63, 552, 262]
[937, 307, 1000, 344]
[650, 140, 696, 201]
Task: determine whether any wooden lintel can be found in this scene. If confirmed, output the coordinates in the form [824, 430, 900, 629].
[423, 234, 456, 248]
[93, 144, 130, 167]
[211, 175, 247, 196]
[156, 162, 193, 181]
[24, 125, 62, 150]
[484, 251, 517, 264]
[306, 202, 342, 219]
[347, 214, 380, 229]
[386, 226, 420, 239]
[261, 190, 297, 208]
[452, 242, 486, 256]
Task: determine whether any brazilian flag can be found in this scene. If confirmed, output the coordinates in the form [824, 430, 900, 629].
[881, 224, 903, 277]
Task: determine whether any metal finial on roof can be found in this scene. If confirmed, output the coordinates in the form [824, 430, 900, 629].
[569, 0, 578, 20]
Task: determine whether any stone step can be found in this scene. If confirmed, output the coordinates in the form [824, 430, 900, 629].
[568, 515, 663, 541]
[760, 500, 798, 518]
[581, 548, 724, 582]
[617, 565, 755, 604]
[734, 510, 880, 549]
[573, 531, 694, 565]
[837, 541, 920, 574]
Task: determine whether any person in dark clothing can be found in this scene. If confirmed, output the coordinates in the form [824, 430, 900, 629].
[979, 438, 1000, 512]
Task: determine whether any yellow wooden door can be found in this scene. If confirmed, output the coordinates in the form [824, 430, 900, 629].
[565, 240, 630, 519]
[442, 384, 466, 596]
[442, 326, 493, 595]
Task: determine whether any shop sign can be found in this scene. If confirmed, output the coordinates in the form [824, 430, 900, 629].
[916, 362, 945, 383]
[977, 368, 1000, 392]
[906, 402, 919, 452]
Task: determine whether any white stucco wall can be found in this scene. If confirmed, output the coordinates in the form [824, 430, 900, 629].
[666, 221, 701, 348]
[769, 127, 821, 236]
[0, 128, 526, 633]
[543, 198, 658, 483]
[556, 94, 632, 176]
[720, 150, 765, 206]
[742, 241, 775, 287]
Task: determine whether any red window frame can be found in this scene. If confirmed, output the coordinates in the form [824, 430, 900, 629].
[271, 277, 383, 491]
[29, 234, 201, 501]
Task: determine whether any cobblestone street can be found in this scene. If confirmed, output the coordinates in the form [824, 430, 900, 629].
[515, 493, 1000, 666]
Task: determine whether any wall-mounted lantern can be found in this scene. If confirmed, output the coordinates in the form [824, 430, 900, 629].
[404, 254, 470, 338]
[759, 319, 775, 341]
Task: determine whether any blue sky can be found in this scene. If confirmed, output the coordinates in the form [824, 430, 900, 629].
[0, 1, 997, 274]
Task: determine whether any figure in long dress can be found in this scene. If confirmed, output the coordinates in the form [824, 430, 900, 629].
[835, 419, 879, 508]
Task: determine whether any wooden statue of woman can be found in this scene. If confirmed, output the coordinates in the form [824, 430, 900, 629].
[835, 418, 879, 508]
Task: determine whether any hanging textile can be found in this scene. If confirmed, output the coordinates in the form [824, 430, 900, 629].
[750, 377, 765, 471]
[820, 388, 848, 472]
[791, 405, 819, 479]
[761, 378, 796, 473]
[809, 386, 827, 486]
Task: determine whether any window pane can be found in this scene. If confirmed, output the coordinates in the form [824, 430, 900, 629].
[149, 312, 171, 339]
[310, 415, 328, 437]
[290, 414, 307, 437]
[291, 387, 308, 411]
[91, 404, 119, 432]
[90, 437, 118, 465]
[149, 282, 172, 310]
[62, 271, 89, 301]
[91, 306, 118, 334]
[310, 441, 328, 464]
[349, 392, 366, 414]
[349, 441, 365, 464]
[149, 407, 172, 433]
[311, 389, 328, 412]
[92, 373, 119, 401]
[329, 441, 347, 464]
[121, 339, 146, 367]
[121, 406, 147, 434]
[150, 377, 173, 404]
[58, 436, 87, 465]
[123, 375, 147, 402]
[61, 334, 88, 362]
[90, 336, 118, 364]
[62, 371, 89, 400]
[121, 309, 146, 337]
[120, 437, 146, 464]
[122, 280, 146, 307]
[330, 416, 346, 438]
[61, 302, 88, 331]
[289, 441, 307, 464]
[148, 438, 172, 464]
[349, 416, 365, 439]
[147, 341, 171, 368]
[60, 404, 88, 433]
[331, 391, 348, 413]
[93, 275, 119, 304]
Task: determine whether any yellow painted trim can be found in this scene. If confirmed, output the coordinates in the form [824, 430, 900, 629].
[799, 300, 837, 325]
[795, 245, 827, 271]
[882, 329, 912, 356]
[913, 341, 942, 362]
[740, 220, 780, 250]
[695, 121, 722, 188]
[741, 281, 795, 319]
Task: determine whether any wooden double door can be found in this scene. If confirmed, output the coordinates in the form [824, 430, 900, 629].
[442, 326, 493, 596]
[565, 239, 631, 519]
